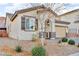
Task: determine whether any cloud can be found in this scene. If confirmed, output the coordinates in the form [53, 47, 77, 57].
[57, 3, 79, 15]
[0, 3, 32, 16]
[5, 3, 32, 13]
[0, 3, 79, 16]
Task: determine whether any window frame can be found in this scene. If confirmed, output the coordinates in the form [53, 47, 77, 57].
[21, 15, 38, 32]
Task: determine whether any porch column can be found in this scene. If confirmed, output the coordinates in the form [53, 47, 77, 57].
[39, 21, 45, 46]
[50, 18, 56, 39]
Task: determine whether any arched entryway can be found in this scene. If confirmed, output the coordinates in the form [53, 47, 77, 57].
[45, 19, 52, 39]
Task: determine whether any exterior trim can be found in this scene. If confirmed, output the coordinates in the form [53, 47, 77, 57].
[21, 15, 38, 31]
[59, 9, 79, 16]
[10, 5, 58, 21]
[55, 25, 68, 28]
[0, 28, 6, 30]
[55, 20, 70, 25]
[74, 20, 79, 23]
[22, 15, 37, 19]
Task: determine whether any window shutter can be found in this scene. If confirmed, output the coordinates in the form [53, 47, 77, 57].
[21, 17, 25, 30]
[35, 19, 38, 30]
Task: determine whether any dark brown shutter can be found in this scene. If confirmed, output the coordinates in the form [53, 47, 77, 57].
[21, 16, 25, 30]
[35, 19, 38, 30]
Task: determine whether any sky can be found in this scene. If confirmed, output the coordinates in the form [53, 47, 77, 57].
[0, 3, 32, 16]
[61, 3, 79, 14]
[0, 3, 79, 16]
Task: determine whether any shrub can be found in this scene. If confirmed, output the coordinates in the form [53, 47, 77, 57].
[58, 40, 62, 43]
[32, 38, 36, 41]
[15, 46, 22, 52]
[62, 37, 68, 42]
[32, 46, 46, 56]
[68, 40, 75, 45]
[77, 43, 79, 47]
[32, 34, 38, 41]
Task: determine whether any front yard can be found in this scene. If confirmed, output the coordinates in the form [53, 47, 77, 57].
[0, 38, 79, 56]
[45, 41, 79, 56]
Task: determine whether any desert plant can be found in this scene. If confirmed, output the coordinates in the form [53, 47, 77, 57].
[68, 39, 75, 45]
[32, 34, 38, 41]
[32, 46, 46, 56]
[58, 40, 62, 43]
[62, 37, 68, 42]
[32, 37, 36, 41]
[15, 46, 22, 52]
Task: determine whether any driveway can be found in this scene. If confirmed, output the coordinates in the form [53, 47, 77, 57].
[45, 40, 79, 56]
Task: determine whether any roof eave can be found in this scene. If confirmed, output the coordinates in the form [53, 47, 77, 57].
[59, 9, 79, 16]
[55, 20, 70, 25]
[10, 5, 58, 21]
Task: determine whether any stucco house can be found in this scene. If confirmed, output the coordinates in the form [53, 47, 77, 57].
[59, 9, 79, 38]
[6, 5, 70, 40]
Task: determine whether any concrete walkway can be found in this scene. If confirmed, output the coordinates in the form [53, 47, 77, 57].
[69, 52, 79, 56]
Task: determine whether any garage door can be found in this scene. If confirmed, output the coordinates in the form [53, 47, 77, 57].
[56, 26, 66, 38]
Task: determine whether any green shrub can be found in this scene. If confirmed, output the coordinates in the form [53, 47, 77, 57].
[62, 37, 68, 42]
[68, 40, 75, 45]
[15, 46, 22, 52]
[32, 46, 46, 56]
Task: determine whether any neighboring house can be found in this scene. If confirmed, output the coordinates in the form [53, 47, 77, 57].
[67, 21, 79, 38]
[6, 5, 70, 40]
[59, 9, 79, 38]
[0, 17, 8, 37]
[60, 9, 79, 23]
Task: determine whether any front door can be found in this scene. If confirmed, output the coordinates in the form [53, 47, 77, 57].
[45, 32, 51, 39]
[45, 19, 52, 39]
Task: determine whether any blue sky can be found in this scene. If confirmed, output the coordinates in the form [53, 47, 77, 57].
[0, 3, 79, 16]
[0, 3, 32, 16]
[64, 3, 79, 9]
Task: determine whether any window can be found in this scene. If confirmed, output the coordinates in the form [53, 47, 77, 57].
[21, 16, 38, 31]
[69, 28, 77, 33]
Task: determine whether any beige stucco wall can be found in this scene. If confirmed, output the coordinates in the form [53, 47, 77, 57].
[9, 9, 56, 40]
[6, 15, 18, 39]
[6, 16, 11, 35]
[18, 10, 38, 40]
[8, 10, 38, 40]
[9, 16, 19, 39]
[18, 10, 56, 40]
[60, 10, 79, 23]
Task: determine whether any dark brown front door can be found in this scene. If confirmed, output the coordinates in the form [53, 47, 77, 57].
[45, 32, 51, 39]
